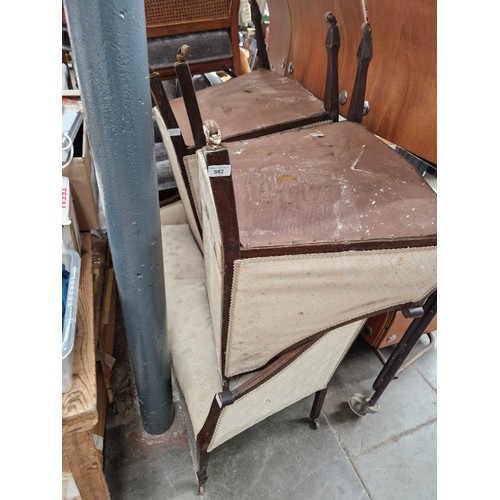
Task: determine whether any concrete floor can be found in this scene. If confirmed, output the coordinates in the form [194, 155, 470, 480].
[103, 303, 437, 500]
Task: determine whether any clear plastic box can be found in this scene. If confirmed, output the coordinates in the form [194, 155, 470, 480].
[62, 249, 81, 393]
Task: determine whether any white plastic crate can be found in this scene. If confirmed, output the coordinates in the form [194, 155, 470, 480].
[62, 249, 81, 393]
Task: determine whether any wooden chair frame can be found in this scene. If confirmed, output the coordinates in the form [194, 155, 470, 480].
[150, 10, 353, 245]
[156, 6, 437, 491]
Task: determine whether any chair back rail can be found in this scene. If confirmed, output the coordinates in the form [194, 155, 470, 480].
[145, 0, 236, 36]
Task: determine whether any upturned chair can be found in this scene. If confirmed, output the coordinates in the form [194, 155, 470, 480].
[157, 7, 437, 492]
[161, 216, 366, 493]
[169, 3, 341, 150]
[151, 8, 349, 249]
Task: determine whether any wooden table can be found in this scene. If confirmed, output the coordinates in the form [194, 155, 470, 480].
[62, 232, 111, 499]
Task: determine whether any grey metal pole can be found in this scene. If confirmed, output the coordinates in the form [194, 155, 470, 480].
[63, 0, 174, 434]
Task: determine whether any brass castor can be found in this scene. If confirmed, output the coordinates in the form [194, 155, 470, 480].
[348, 393, 379, 416]
[198, 483, 206, 495]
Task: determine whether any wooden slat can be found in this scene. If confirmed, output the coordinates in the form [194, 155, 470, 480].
[62, 430, 110, 499]
[91, 236, 108, 350]
[93, 267, 117, 445]
[146, 17, 231, 38]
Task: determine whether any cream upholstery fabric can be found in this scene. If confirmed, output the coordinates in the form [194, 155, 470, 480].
[208, 320, 364, 451]
[165, 148, 436, 455]
[161, 224, 222, 435]
[159, 200, 187, 225]
[198, 150, 224, 367]
[161, 221, 365, 454]
[184, 154, 202, 226]
[198, 148, 436, 377]
[154, 107, 203, 250]
[225, 246, 437, 376]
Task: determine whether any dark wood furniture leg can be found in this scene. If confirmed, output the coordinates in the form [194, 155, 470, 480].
[175, 46, 207, 151]
[348, 290, 437, 416]
[150, 70, 203, 235]
[324, 12, 341, 122]
[347, 22, 373, 123]
[250, 0, 270, 70]
[309, 388, 328, 429]
[196, 449, 210, 495]
[195, 391, 235, 495]
[372, 332, 436, 376]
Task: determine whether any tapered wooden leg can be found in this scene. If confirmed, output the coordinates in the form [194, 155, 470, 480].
[309, 388, 328, 429]
[195, 392, 233, 494]
[197, 448, 210, 495]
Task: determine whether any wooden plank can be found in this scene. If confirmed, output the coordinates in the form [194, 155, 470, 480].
[62, 430, 110, 499]
[62, 232, 98, 433]
[146, 17, 231, 38]
[63, 233, 112, 499]
[62, 454, 81, 500]
[91, 238, 107, 351]
[93, 267, 118, 446]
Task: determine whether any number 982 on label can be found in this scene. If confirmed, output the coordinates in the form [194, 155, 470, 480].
[208, 164, 231, 177]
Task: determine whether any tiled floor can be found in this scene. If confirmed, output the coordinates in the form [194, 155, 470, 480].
[103, 302, 437, 500]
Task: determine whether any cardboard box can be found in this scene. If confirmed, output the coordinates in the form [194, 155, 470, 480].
[62, 176, 81, 253]
[62, 92, 101, 231]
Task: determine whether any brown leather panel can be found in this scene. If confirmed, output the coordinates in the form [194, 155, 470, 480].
[226, 121, 436, 249]
[170, 69, 326, 147]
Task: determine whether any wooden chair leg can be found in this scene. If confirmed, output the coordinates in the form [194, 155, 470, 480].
[197, 448, 210, 495]
[324, 12, 341, 122]
[174, 45, 207, 150]
[348, 290, 437, 416]
[250, 0, 270, 70]
[347, 22, 373, 123]
[309, 388, 328, 429]
[194, 392, 233, 495]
